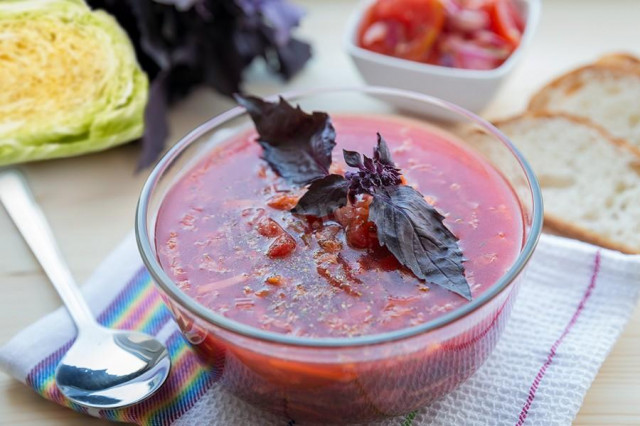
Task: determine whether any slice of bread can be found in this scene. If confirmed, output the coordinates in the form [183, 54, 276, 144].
[596, 52, 640, 70]
[528, 59, 640, 156]
[473, 113, 640, 254]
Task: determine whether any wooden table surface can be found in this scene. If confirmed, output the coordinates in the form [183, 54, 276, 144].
[1, 0, 639, 424]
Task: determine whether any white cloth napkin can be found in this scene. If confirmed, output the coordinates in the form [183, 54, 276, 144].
[1, 232, 639, 425]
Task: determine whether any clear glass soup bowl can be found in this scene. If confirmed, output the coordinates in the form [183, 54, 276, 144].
[136, 87, 543, 424]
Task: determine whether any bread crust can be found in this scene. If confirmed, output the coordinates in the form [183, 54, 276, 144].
[596, 52, 640, 70]
[544, 214, 638, 254]
[491, 112, 640, 254]
[528, 60, 640, 122]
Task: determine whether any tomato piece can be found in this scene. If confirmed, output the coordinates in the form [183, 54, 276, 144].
[256, 216, 283, 237]
[358, 0, 445, 61]
[489, 0, 523, 47]
[505, 0, 525, 31]
[346, 221, 371, 249]
[267, 233, 296, 258]
[457, 0, 495, 11]
[267, 193, 299, 211]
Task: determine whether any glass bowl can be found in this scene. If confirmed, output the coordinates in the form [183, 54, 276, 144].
[136, 87, 543, 423]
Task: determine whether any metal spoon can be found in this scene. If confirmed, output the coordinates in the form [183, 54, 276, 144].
[0, 169, 170, 409]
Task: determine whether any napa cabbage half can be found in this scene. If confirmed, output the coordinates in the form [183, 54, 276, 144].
[0, 0, 148, 165]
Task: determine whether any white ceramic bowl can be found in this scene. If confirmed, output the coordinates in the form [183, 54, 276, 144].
[344, 0, 541, 113]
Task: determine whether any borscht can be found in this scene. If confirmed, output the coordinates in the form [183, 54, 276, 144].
[155, 102, 523, 339]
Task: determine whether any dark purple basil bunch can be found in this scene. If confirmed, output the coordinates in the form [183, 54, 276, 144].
[87, 0, 311, 168]
[343, 134, 403, 203]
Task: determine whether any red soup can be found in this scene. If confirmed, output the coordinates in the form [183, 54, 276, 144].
[155, 114, 524, 421]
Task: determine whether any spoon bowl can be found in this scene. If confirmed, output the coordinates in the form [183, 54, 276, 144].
[56, 328, 170, 408]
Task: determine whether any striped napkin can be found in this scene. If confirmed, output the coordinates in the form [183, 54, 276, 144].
[1, 232, 639, 425]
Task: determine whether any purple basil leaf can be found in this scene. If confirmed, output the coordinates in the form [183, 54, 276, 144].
[262, 1, 304, 45]
[374, 132, 393, 165]
[128, 1, 174, 70]
[343, 150, 363, 168]
[291, 174, 349, 216]
[369, 185, 471, 300]
[363, 155, 375, 172]
[238, 0, 304, 45]
[235, 94, 336, 185]
[137, 69, 170, 170]
[154, 0, 200, 11]
[272, 38, 312, 79]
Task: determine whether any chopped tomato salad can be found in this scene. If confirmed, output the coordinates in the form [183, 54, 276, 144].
[358, 0, 526, 70]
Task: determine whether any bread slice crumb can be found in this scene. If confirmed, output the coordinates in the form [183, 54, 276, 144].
[470, 113, 640, 254]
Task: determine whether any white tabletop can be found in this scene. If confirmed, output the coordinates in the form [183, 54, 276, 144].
[1, 0, 640, 424]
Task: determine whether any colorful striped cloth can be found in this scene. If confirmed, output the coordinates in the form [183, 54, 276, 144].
[25, 268, 216, 425]
[1, 232, 640, 425]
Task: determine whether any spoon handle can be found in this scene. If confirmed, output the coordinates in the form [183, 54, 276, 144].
[0, 169, 97, 329]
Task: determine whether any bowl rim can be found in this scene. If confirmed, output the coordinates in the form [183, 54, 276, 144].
[135, 86, 543, 348]
[343, 0, 542, 79]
